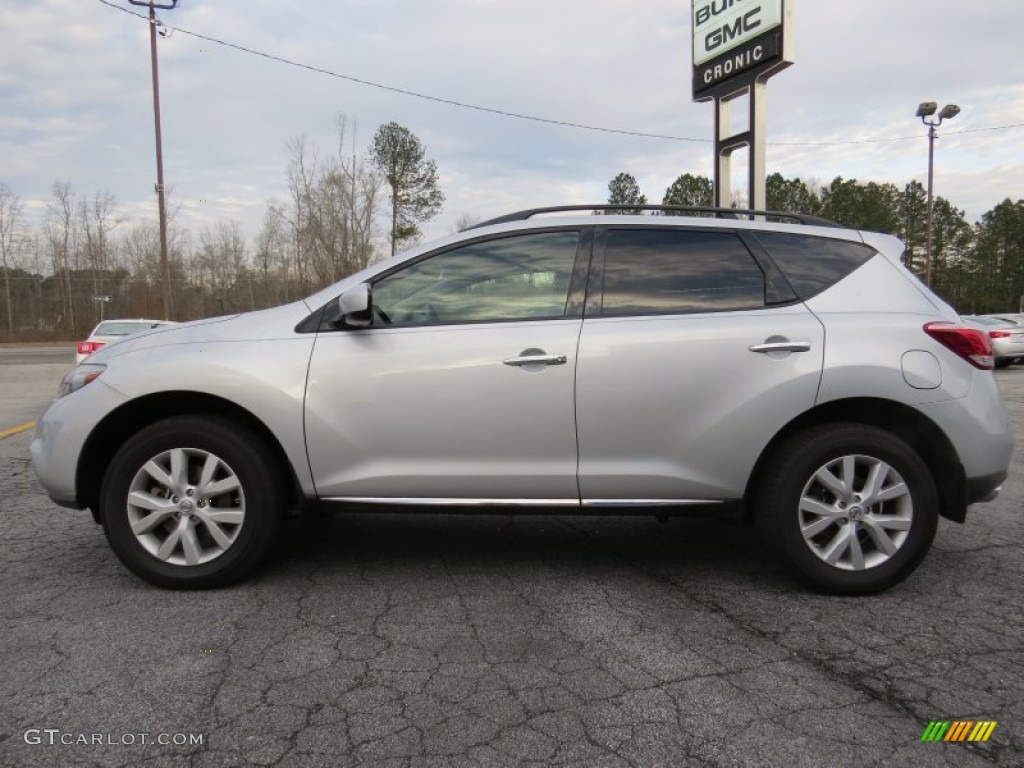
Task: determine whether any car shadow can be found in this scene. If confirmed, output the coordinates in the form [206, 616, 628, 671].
[271, 509, 783, 590]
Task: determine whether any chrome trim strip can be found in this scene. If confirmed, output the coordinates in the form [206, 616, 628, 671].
[582, 499, 725, 507]
[323, 497, 725, 508]
[323, 497, 581, 507]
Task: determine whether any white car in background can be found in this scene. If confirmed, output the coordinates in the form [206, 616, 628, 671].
[76, 319, 178, 364]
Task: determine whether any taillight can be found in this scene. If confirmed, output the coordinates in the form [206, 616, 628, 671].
[924, 323, 994, 370]
[77, 341, 105, 356]
[989, 330, 1011, 339]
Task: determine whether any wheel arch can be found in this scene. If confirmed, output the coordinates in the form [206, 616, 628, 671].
[77, 391, 302, 522]
[745, 397, 967, 523]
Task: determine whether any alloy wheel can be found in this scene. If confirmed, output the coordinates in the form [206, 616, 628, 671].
[126, 447, 246, 566]
[797, 453, 913, 571]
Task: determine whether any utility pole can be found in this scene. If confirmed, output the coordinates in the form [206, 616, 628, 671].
[129, 0, 178, 319]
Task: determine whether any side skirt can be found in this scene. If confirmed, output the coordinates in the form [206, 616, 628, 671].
[308, 497, 746, 519]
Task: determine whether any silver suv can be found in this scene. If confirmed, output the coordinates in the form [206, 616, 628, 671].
[31, 206, 1013, 594]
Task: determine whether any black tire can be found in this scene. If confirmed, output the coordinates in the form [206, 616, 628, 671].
[994, 359, 1011, 369]
[755, 423, 938, 595]
[99, 416, 286, 589]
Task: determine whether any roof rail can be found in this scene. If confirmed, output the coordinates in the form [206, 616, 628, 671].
[468, 204, 843, 230]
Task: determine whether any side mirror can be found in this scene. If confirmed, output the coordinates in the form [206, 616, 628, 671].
[335, 283, 372, 328]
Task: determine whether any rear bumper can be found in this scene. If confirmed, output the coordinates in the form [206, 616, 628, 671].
[917, 376, 1013, 485]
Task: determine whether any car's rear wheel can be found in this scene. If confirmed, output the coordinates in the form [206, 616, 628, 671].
[99, 416, 285, 589]
[755, 423, 938, 595]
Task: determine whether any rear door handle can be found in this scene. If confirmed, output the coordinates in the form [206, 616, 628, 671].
[503, 353, 567, 367]
[749, 341, 812, 353]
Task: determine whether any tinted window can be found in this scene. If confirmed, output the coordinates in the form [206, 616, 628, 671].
[373, 231, 579, 325]
[754, 232, 876, 300]
[601, 229, 765, 315]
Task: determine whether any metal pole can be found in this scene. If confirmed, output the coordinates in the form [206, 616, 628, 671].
[749, 81, 767, 211]
[714, 97, 732, 208]
[925, 123, 936, 287]
[146, 3, 172, 319]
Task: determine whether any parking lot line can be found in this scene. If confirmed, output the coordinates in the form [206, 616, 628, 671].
[0, 421, 35, 439]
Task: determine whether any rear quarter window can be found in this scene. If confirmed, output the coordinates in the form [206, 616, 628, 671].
[753, 232, 877, 300]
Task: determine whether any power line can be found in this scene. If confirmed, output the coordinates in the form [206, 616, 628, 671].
[96, 0, 706, 144]
[96, 0, 1024, 148]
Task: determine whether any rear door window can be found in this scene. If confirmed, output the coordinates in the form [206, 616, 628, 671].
[598, 229, 765, 316]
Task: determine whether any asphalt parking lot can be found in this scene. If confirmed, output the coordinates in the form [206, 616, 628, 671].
[0, 358, 1021, 767]
[0, 346, 71, 434]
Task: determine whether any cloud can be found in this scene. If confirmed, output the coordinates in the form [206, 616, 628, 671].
[2, 0, 1022, 252]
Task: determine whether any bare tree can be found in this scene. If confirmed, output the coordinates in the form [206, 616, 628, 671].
[79, 191, 121, 323]
[46, 181, 78, 334]
[25, 233, 48, 331]
[283, 118, 382, 288]
[453, 212, 481, 233]
[255, 202, 293, 304]
[0, 184, 23, 339]
[199, 222, 247, 314]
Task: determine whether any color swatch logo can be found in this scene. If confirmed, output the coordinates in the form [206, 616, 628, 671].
[921, 721, 997, 743]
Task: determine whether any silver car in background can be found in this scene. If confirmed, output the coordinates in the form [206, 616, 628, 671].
[31, 206, 1013, 594]
[963, 315, 1024, 368]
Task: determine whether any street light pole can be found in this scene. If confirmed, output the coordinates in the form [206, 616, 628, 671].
[916, 102, 960, 287]
[925, 119, 935, 287]
[129, 0, 178, 319]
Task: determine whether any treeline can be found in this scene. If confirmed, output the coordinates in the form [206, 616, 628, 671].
[1, 137, 1021, 341]
[0, 119, 444, 342]
[606, 171, 1024, 314]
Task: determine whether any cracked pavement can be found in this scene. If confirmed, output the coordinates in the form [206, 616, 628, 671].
[0, 372, 1021, 767]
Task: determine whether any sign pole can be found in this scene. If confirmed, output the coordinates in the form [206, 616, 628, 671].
[749, 80, 767, 210]
[92, 295, 112, 322]
[693, 0, 794, 211]
[714, 97, 731, 208]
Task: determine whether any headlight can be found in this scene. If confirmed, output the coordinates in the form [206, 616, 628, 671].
[59, 364, 106, 397]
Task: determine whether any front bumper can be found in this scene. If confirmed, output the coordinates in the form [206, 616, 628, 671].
[30, 380, 129, 508]
[967, 471, 1006, 504]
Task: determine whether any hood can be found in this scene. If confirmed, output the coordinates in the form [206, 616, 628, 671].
[83, 301, 313, 364]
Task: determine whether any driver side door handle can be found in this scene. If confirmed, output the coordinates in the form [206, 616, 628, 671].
[503, 353, 567, 367]
[749, 341, 812, 353]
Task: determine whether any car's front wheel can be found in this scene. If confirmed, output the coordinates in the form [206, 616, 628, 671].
[100, 416, 285, 589]
[755, 423, 938, 595]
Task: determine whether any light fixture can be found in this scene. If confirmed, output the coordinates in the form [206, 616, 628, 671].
[916, 102, 961, 287]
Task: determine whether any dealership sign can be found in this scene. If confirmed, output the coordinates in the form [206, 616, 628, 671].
[692, 0, 792, 100]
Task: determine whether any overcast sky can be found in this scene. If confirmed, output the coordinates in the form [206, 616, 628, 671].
[2, 0, 1023, 251]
